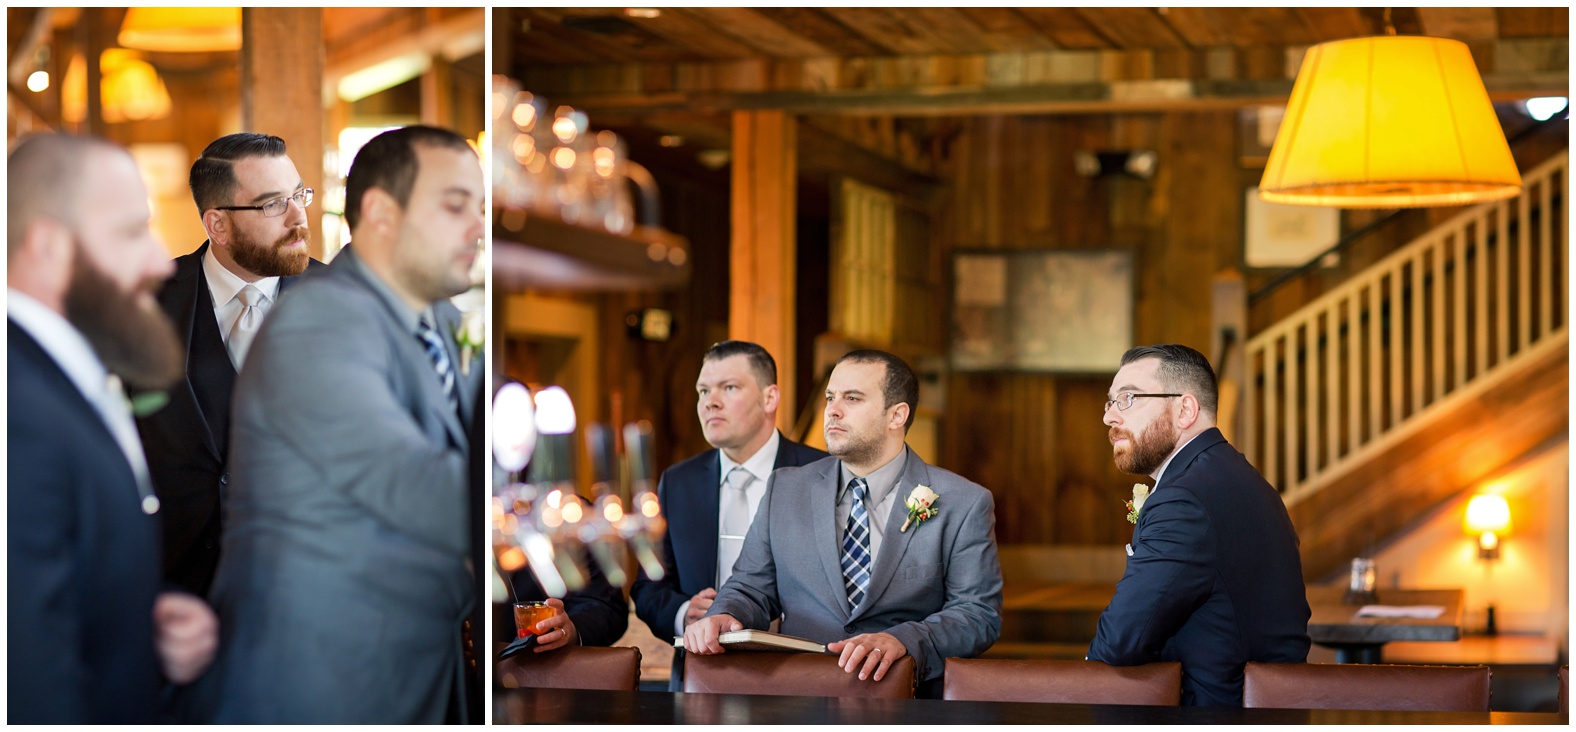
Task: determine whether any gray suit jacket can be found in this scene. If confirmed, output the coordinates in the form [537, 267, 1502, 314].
[707, 448, 1003, 682]
[186, 246, 482, 723]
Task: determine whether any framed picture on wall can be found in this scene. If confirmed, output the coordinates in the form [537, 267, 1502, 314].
[951, 249, 1134, 373]
[1243, 186, 1341, 268]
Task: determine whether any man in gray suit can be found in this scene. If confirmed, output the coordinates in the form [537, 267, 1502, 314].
[684, 349, 1003, 697]
[186, 126, 484, 723]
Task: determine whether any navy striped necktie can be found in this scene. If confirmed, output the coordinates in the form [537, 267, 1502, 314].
[416, 319, 459, 416]
[840, 477, 873, 610]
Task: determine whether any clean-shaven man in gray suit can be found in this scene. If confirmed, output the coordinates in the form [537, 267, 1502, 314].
[685, 349, 1003, 697]
[185, 126, 484, 723]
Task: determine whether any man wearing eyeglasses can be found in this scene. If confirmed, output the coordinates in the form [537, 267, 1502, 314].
[1087, 344, 1309, 707]
[134, 133, 324, 598]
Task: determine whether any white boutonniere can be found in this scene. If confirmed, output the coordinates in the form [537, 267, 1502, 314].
[901, 484, 939, 533]
[1124, 483, 1150, 525]
[452, 311, 485, 375]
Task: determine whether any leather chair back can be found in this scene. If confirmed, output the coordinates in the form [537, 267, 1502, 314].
[1559, 665, 1568, 715]
[684, 652, 915, 699]
[498, 646, 642, 692]
[1243, 662, 1490, 712]
[943, 659, 1182, 705]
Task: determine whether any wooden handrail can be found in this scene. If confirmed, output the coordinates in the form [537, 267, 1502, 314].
[1243, 152, 1567, 505]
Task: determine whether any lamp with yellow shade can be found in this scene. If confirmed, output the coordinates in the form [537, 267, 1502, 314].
[1260, 34, 1522, 209]
[118, 7, 242, 53]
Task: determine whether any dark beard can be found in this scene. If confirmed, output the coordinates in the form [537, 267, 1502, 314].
[230, 224, 310, 277]
[1111, 418, 1179, 476]
[63, 247, 183, 391]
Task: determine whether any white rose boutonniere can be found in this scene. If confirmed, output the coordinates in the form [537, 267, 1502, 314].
[452, 310, 485, 375]
[901, 484, 939, 533]
[1124, 483, 1150, 525]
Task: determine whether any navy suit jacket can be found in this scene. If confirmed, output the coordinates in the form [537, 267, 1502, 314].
[8, 321, 165, 722]
[631, 433, 828, 639]
[1087, 428, 1310, 707]
[134, 242, 322, 596]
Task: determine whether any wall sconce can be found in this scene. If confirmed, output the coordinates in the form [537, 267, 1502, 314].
[1464, 493, 1511, 561]
[1074, 150, 1157, 180]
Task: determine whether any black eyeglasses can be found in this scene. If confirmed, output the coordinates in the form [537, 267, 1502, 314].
[214, 188, 313, 218]
[1103, 392, 1181, 413]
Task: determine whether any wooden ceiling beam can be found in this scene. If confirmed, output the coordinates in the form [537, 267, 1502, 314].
[518, 39, 1568, 118]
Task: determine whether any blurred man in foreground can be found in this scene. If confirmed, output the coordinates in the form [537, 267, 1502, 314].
[8, 133, 217, 723]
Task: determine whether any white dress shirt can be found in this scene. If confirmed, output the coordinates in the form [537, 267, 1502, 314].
[203, 246, 280, 358]
[674, 430, 782, 635]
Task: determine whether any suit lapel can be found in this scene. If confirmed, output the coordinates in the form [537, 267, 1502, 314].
[814, 460, 850, 619]
[335, 247, 469, 451]
[168, 247, 226, 462]
[853, 448, 925, 619]
[694, 452, 722, 586]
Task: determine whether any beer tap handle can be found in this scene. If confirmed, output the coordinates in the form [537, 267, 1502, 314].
[586, 424, 617, 498]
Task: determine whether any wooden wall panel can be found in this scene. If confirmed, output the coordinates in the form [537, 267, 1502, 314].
[935, 110, 1243, 545]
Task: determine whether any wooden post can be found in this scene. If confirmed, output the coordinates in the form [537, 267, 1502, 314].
[241, 8, 325, 261]
[730, 110, 798, 432]
[1212, 268, 1247, 444]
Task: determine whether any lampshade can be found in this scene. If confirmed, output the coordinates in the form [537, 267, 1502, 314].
[119, 7, 242, 53]
[1260, 35, 1521, 208]
[1463, 493, 1511, 535]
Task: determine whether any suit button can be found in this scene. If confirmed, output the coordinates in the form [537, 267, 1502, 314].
[845, 625, 856, 633]
[220, 473, 229, 486]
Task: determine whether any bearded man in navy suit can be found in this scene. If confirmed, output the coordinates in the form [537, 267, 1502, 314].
[1088, 344, 1310, 707]
[631, 340, 827, 688]
[8, 134, 218, 723]
[136, 132, 325, 597]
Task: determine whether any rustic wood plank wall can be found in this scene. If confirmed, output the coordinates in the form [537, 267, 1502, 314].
[935, 110, 1242, 545]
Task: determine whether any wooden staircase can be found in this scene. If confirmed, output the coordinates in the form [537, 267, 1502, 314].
[1242, 152, 1569, 581]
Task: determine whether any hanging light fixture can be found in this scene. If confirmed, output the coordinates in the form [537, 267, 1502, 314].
[1260, 18, 1521, 209]
[118, 7, 242, 53]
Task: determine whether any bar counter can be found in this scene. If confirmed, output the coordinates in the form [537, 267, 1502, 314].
[495, 688, 1564, 725]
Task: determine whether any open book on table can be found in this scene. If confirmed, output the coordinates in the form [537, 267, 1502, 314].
[672, 629, 829, 654]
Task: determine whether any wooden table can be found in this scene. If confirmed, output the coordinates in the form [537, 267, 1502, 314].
[494, 688, 1562, 724]
[1306, 586, 1463, 663]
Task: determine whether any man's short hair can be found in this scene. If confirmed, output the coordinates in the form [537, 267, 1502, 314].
[344, 125, 473, 231]
[836, 349, 919, 432]
[703, 340, 777, 387]
[8, 134, 120, 255]
[1120, 344, 1219, 416]
[189, 132, 288, 213]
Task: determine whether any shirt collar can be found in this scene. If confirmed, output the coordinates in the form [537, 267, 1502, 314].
[1152, 431, 1204, 486]
[202, 243, 280, 306]
[7, 288, 110, 404]
[719, 429, 781, 486]
[341, 244, 423, 335]
[839, 446, 909, 507]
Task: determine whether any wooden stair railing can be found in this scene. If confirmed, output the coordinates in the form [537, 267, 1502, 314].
[1243, 152, 1568, 506]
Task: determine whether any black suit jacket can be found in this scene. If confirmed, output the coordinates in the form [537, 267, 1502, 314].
[1087, 428, 1311, 707]
[134, 242, 322, 595]
[8, 321, 165, 722]
[631, 433, 829, 639]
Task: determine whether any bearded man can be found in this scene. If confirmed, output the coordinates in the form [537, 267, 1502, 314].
[134, 133, 325, 596]
[9, 134, 218, 722]
[1088, 344, 1310, 707]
